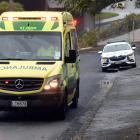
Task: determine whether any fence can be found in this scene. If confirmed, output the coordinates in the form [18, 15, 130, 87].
[95, 17, 140, 41]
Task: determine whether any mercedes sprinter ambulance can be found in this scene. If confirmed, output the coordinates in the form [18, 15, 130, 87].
[0, 11, 80, 119]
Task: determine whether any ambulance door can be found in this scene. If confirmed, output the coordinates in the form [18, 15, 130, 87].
[64, 32, 75, 101]
[70, 29, 79, 89]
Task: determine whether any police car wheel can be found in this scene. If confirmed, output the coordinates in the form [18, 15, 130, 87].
[57, 93, 68, 120]
[102, 67, 107, 72]
[71, 84, 79, 108]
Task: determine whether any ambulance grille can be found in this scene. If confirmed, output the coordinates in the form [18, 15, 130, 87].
[0, 78, 44, 92]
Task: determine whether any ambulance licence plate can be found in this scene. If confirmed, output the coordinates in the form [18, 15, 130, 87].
[11, 101, 27, 107]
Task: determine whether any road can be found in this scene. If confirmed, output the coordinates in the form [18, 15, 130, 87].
[0, 50, 108, 140]
[81, 45, 140, 140]
[0, 46, 140, 139]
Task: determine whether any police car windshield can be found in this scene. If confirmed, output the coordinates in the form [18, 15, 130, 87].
[103, 43, 131, 53]
[0, 32, 62, 61]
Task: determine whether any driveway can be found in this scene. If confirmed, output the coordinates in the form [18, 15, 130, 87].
[81, 45, 140, 140]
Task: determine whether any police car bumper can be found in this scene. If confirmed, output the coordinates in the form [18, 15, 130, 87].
[0, 91, 64, 111]
[102, 60, 135, 69]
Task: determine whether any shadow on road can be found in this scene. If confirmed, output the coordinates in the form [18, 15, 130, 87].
[102, 67, 134, 73]
[0, 111, 63, 122]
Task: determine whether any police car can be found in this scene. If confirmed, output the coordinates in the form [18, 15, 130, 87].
[98, 41, 136, 72]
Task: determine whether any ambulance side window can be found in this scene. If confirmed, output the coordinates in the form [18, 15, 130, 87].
[65, 32, 71, 57]
[71, 29, 78, 53]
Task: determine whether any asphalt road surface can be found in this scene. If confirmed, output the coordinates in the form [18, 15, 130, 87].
[0, 45, 140, 140]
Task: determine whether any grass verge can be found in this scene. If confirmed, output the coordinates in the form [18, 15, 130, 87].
[95, 12, 119, 21]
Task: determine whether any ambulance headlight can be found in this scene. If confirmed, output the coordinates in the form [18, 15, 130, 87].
[44, 75, 61, 90]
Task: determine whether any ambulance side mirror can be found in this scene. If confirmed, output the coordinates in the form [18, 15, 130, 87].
[65, 50, 76, 63]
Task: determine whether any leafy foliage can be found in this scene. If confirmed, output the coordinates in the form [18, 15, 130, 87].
[55, 0, 119, 15]
[135, 0, 140, 8]
[125, 13, 136, 31]
[0, 1, 9, 13]
[78, 28, 99, 48]
[0, 1, 24, 14]
[78, 13, 140, 48]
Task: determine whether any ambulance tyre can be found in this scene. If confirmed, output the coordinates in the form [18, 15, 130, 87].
[57, 90, 68, 120]
[71, 81, 79, 108]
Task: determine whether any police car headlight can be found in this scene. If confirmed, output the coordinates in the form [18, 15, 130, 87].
[101, 58, 108, 64]
[128, 54, 134, 60]
[44, 75, 61, 90]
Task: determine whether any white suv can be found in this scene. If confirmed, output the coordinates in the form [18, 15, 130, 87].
[98, 41, 136, 72]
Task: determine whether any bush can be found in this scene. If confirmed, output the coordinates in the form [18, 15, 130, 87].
[124, 13, 136, 31]
[135, 0, 140, 8]
[78, 13, 140, 48]
[78, 29, 99, 48]
[111, 21, 122, 34]
[98, 28, 109, 40]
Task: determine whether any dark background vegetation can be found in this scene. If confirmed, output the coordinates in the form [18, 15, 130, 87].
[0, 0, 136, 48]
[0, 0, 46, 10]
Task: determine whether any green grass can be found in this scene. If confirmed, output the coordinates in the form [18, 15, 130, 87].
[95, 12, 119, 21]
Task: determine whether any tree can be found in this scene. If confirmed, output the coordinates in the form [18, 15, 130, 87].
[45, 0, 49, 10]
[0, 1, 9, 13]
[0, 1, 24, 14]
[54, 0, 117, 15]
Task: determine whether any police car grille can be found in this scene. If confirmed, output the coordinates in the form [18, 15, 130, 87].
[110, 56, 126, 61]
[0, 78, 44, 92]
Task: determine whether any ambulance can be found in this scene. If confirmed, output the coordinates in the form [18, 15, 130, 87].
[0, 11, 80, 119]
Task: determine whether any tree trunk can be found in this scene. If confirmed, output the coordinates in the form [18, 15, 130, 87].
[9, 0, 14, 11]
[45, 0, 49, 10]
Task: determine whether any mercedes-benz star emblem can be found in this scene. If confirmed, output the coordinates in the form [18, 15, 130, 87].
[15, 79, 24, 89]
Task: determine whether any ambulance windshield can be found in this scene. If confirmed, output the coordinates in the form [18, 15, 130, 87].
[0, 32, 61, 61]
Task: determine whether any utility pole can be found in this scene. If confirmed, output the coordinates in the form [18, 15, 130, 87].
[132, 19, 135, 42]
[9, 0, 14, 11]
